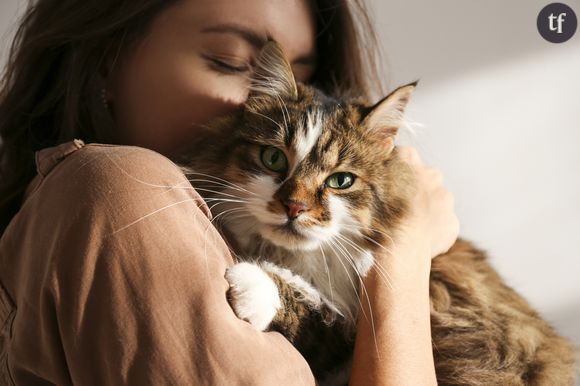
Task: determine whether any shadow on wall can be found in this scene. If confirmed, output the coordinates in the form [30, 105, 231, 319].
[371, 0, 580, 89]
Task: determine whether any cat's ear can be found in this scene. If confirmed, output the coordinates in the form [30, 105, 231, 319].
[247, 40, 298, 104]
[361, 81, 418, 152]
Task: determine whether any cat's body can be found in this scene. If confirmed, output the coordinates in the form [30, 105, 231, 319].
[429, 239, 576, 386]
[178, 42, 576, 385]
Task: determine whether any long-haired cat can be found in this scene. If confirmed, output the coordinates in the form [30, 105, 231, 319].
[177, 42, 577, 385]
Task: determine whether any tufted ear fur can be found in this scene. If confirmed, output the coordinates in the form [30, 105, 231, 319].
[361, 81, 418, 152]
[247, 40, 298, 106]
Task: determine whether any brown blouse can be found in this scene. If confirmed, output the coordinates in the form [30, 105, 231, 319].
[0, 140, 314, 385]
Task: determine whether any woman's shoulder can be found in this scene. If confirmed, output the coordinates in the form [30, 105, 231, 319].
[54, 142, 186, 184]
[24, 141, 211, 224]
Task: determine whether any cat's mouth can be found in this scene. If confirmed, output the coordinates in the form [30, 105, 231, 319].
[270, 221, 310, 244]
[259, 220, 319, 251]
[276, 220, 303, 236]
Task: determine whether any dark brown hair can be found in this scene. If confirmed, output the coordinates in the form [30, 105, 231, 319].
[0, 0, 385, 234]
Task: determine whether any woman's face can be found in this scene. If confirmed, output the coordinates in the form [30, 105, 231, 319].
[108, 0, 316, 157]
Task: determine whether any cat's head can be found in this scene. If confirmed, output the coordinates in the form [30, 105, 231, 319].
[187, 41, 416, 253]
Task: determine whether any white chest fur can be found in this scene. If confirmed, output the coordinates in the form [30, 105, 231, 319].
[245, 239, 375, 326]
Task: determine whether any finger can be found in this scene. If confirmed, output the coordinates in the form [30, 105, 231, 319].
[425, 168, 443, 186]
[398, 146, 423, 166]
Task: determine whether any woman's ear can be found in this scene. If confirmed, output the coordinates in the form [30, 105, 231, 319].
[361, 80, 418, 152]
[247, 40, 298, 106]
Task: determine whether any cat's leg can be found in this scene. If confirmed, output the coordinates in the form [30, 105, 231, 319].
[225, 261, 352, 383]
[224, 261, 282, 331]
[259, 262, 342, 339]
[224, 261, 331, 335]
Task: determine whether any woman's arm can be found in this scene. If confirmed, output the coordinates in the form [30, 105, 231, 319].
[1, 144, 315, 386]
[350, 146, 459, 386]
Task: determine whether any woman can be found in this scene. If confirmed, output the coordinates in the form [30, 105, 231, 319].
[0, 0, 458, 384]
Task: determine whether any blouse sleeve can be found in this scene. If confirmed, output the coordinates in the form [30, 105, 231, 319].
[0, 143, 315, 385]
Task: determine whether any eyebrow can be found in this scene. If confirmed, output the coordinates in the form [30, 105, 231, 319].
[201, 23, 317, 66]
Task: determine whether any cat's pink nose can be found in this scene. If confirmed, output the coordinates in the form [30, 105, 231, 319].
[284, 200, 309, 220]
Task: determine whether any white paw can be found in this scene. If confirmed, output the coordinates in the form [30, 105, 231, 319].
[225, 262, 281, 331]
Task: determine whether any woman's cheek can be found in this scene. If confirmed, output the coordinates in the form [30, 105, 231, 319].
[203, 72, 250, 107]
[146, 71, 249, 155]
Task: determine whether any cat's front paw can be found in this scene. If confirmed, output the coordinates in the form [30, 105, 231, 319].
[225, 262, 281, 331]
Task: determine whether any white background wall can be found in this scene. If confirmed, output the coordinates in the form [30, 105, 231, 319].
[0, 0, 23, 69]
[1, 0, 579, 380]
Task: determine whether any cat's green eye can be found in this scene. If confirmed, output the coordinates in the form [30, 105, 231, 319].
[261, 146, 288, 173]
[326, 172, 355, 189]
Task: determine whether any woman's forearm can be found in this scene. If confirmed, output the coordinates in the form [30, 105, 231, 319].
[349, 243, 437, 386]
[349, 146, 457, 386]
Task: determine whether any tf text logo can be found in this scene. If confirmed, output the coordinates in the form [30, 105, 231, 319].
[537, 3, 577, 43]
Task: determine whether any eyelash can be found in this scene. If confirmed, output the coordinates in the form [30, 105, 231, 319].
[206, 57, 250, 74]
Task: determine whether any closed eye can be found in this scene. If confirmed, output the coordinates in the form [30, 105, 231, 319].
[204, 55, 250, 74]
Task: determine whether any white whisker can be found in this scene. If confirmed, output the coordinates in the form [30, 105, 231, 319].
[111, 197, 202, 234]
[324, 239, 362, 325]
[184, 171, 258, 196]
[341, 223, 396, 247]
[188, 178, 252, 193]
[247, 109, 285, 132]
[319, 244, 334, 303]
[104, 152, 196, 193]
[333, 237, 381, 359]
[335, 234, 394, 291]
[204, 198, 248, 204]
[193, 187, 249, 200]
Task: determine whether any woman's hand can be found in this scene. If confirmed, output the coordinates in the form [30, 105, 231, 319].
[349, 146, 458, 386]
[396, 146, 460, 260]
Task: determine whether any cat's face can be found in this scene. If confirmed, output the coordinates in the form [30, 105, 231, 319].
[187, 42, 415, 253]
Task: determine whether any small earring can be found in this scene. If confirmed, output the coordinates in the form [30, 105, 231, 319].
[100, 88, 109, 110]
